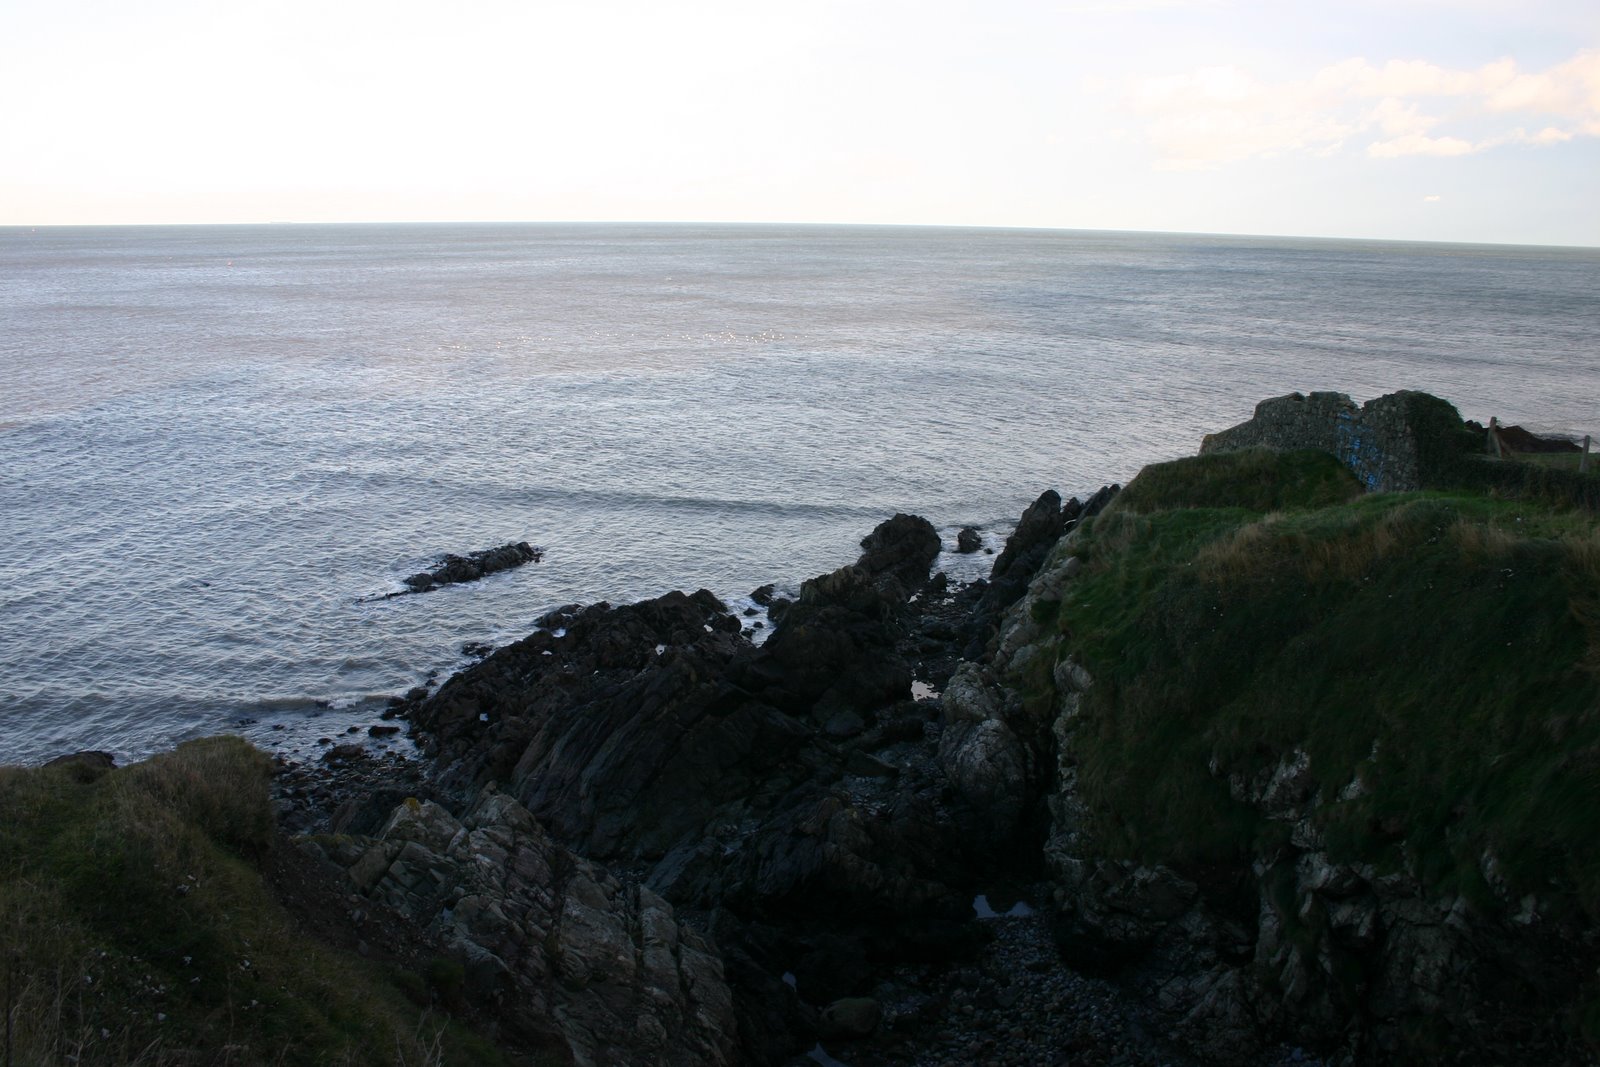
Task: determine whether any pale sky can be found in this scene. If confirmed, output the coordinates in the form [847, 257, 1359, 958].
[4, 0, 1597, 244]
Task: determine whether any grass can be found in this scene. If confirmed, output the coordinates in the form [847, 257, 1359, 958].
[0, 737, 504, 1067]
[1112, 447, 1363, 515]
[1048, 449, 1600, 919]
[1507, 452, 1597, 475]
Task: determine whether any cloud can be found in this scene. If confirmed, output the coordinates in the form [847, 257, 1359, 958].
[1423, 194, 1442, 202]
[1367, 134, 1476, 158]
[1522, 126, 1576, 144]
[1125, 48, 1600, 168]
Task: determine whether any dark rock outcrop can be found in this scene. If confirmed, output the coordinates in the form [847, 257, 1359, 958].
[855, 512, 941, 597]
[304, 791, 739, 1066]
[398, 541, 543, 594]
[955, 526, 982, 553]
[394, 510, 1067, 1062]
[1484, 422, 1584, 453]
[965, 486, 1117, 659]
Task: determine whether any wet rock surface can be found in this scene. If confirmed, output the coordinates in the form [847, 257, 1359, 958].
[272, 746, 438, 837]
[389, 540, 543, 596]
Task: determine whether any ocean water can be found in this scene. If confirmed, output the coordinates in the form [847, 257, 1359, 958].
[2, 223, 1597, 766]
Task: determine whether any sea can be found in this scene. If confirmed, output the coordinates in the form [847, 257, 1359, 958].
[2, 223, 1597, 767]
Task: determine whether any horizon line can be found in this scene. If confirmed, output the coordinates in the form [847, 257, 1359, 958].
[4, 218, 1598, 253]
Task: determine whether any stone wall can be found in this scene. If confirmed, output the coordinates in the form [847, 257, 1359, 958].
[1200, 390, 1461, 492]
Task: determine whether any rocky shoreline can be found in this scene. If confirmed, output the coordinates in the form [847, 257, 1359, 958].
[33, 392, 1599, 1066]
[261, 486, 1352, 1066]
[256, 447, 1598, 1065]
[261, 489, 1144, 1066]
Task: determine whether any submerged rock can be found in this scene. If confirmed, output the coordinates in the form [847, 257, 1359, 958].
[398, 541, 542, 594]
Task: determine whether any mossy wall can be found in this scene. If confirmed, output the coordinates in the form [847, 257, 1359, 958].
[1200, 390, 1474, 492]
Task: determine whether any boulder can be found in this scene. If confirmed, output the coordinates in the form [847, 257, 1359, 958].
[936, 663, 1030, 837]
[856, 513, 941, 596]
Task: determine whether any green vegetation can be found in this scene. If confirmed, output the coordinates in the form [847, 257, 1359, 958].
[1052, 448, 1600, 915]
[0, 737, 502, 1067]
[1113, 447, 1363, 515]
[1506, 451, 1596, 476]
[1464, 453, 1600, 511]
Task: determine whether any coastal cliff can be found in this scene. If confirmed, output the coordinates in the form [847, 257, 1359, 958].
[4, 391, 1597, 1066]
[984, 443, 1600, 1063]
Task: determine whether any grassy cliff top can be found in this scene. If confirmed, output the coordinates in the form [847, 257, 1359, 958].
[1046, 448, 1600, 917]
[0, 737, 500, 1067]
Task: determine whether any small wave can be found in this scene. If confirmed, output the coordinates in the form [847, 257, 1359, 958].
[244, 695, 336, 713]
[489, 483, 893, 521]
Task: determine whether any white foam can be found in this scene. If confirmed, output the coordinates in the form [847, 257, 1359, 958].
[973, 893, 1035, 919]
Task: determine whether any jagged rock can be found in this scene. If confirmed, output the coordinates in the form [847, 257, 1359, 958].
[400, 541, 542, 594]
[856, 513, 941, 596]
[306, 793, 738, 1066]
[1296, 851, 1364, 898]
[984, 491, 1075, 611]
[384, 503, 1133, 1063]
[1227, 747, 1317, 820]
[937, 663, 1029, 837]
[397, 516, 1030, 1060]
[1168, 969, 1263, 1064]
[535, 602, 584, 628]
[967, 487, 1117, 659]
[751, 515, 943, 720]
[1051, 654, 1092, 696]
[754, 568, 912, 720]
[956, 526, 982, 553]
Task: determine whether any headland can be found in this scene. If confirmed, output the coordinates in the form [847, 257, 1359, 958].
[4, 391, 1597, 1066]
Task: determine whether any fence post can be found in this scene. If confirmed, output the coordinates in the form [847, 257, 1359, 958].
[1488, 417, 1502, 458]
[1582, 435, 1591, 475]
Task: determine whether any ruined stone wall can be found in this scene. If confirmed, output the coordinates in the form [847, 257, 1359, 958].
[1200, 390, 1452, 492]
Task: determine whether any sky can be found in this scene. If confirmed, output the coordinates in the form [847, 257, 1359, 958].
[3, 0, 1597, 245]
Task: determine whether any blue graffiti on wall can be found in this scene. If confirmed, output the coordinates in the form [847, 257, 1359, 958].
[1335, 412, 1386, 491]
